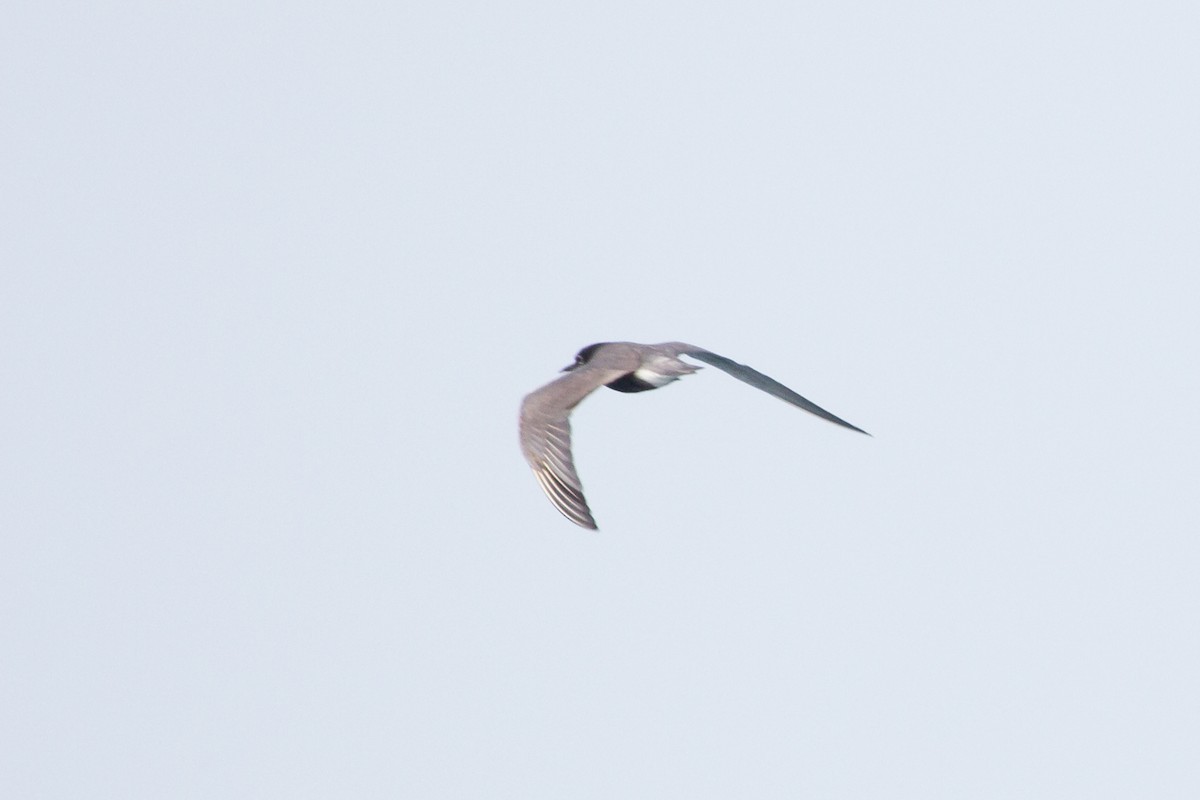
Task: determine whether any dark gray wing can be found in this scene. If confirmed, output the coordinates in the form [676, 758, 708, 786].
[519, 366, 630, 530]
[680, 348, 869, 435]
[520, 410, 597, 529]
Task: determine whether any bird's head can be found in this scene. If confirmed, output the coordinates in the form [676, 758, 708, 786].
[562, 342, 608, 372]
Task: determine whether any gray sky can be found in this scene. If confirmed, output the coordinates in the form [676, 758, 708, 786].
[3, 1, 1198, 797]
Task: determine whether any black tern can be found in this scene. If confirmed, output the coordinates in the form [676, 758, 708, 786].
[519, 341, 867, 529]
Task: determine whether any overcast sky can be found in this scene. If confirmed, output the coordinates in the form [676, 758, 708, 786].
[3, 1, 1198, 797]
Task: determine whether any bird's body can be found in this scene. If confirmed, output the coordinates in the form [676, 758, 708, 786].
[519, 341, 867, 529]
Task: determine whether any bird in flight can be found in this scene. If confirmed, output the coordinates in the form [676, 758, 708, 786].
[519, 341, 867, 529]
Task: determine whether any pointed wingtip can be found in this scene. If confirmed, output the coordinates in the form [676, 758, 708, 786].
[811, 412, 871, 437]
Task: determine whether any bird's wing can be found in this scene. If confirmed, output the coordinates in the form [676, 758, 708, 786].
[519, 366, 630, 529]
[667, 344, 870, 435]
